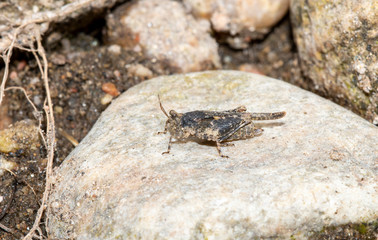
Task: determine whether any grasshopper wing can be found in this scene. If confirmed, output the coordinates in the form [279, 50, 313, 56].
[184, 111, 248, 142]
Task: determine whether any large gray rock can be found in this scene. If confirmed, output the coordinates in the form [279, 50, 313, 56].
[47, 71, 377, 239]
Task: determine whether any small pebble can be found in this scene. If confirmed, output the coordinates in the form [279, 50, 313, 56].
[373, 116, 378, 126]
[107, 44, 122, 55]
[0, 155, 18, 176]
[102, 82, 120, 97]
[33, 95, 42, 106]
[100, 94, 113, 105]
[9, 71, 18, 80]
[127, 64, 153, 79]
[17, 60, 27, 71]
[113, 70, 121, 79]
[50, 53, 67, 65]
[47, 32, 63, 45]
[238, 64, 264, 75]
[32, 5, 39, 13]
[61, 38, 71, 52]
[30, 77, 40, 85]
[54, 106, 63, 114]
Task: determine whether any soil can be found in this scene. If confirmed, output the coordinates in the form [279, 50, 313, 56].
[0, 13, 376, 240]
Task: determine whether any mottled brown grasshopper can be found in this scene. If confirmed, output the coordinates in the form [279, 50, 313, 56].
[158, 96, 286, 158]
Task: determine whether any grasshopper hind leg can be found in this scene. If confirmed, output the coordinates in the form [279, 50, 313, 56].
[219, 142, 235, 147]
[250, 112, 286, 120]
[254, 128, 263, 136]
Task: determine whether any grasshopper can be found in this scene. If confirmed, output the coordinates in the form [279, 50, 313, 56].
[158, 96, 286, 158]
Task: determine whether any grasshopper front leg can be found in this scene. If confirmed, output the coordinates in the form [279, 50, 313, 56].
[158, 121, 168, 134]
[162, 136, 172, 155]
[158, 121, 172, 155]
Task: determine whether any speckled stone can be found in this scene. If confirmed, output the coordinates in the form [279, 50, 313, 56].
[184, 0, 290, 48]
[47, 71, 377, 239]
[290, 0, 378, 124]
[106, 0, 220, 73]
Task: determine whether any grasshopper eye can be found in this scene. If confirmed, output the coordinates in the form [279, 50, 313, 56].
[169, 110, 178, 118]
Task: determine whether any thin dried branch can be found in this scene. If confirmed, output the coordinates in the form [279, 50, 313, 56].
[58, 128, 79, 146]
[0, 222, 14, 234]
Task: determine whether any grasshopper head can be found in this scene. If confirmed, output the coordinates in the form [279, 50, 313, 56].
[169, 110, 178, 118]
[166, 109, 184, 138]
[167, 109, 182, 126]
[158, 95, 183, 137]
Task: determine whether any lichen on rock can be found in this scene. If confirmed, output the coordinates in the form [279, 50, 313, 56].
[290, 0, 378, 124]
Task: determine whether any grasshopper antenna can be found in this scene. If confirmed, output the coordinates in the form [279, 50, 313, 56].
[158, 95, 170, 118]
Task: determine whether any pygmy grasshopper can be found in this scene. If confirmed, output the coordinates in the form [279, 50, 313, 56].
[158, 96, 286, 158]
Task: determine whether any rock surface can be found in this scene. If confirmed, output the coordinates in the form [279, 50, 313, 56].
[0, 0, 119, 52]
[290, 0, 378, 124]
[184, 0, 290, 48]
[106, 0, 221, 73]
[47, 71, 377, 239]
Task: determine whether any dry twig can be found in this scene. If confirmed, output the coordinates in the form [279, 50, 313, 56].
[0, 223, 14, 234]
[58, 128, 79, 147]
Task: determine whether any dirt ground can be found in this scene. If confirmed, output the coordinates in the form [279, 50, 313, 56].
[0, 13, 376, 239]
